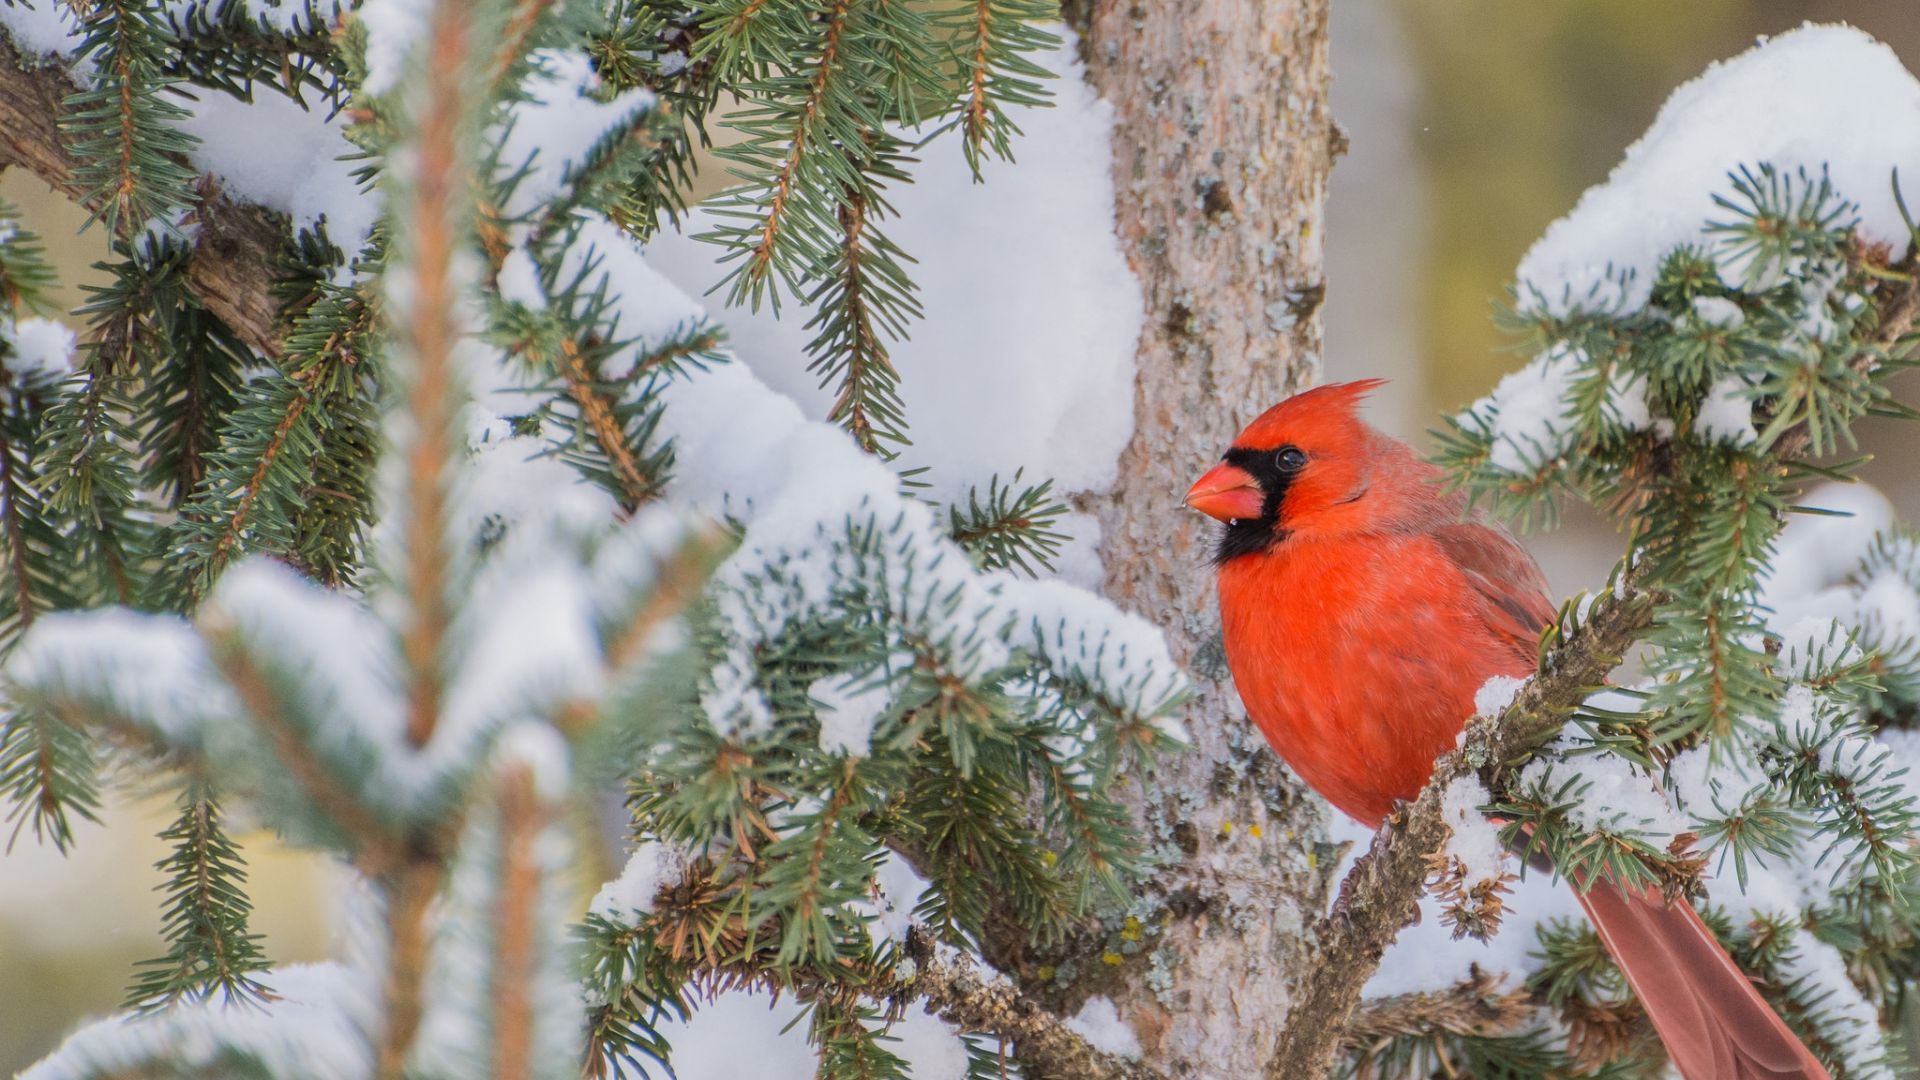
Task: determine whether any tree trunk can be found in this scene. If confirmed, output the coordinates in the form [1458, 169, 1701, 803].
[1064, 1, 1339, 1074]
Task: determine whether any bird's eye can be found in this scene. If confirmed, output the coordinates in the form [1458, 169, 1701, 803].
[1274, 446, 1308, 472]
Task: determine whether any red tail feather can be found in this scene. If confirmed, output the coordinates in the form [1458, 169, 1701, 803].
[1576, 880, 1830, 1080]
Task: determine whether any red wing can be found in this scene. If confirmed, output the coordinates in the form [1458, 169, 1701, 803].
[1430, 521, 1555, 668]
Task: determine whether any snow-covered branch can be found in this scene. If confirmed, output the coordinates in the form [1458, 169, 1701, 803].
[1278, 251, 1920, 1075]
[0, 33, 290, 357]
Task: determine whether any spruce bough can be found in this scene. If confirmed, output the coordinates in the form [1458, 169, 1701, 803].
[0, 5, 1918, 1080]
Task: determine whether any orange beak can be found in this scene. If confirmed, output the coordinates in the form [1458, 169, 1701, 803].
[1185, 462, 1265, 522]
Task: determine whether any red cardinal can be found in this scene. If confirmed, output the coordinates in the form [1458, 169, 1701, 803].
[1186, 380, 1827, 1080]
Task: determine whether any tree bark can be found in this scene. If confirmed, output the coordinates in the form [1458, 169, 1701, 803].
[1055, 1, 1340, 1074]
[0, 38, 288, 358]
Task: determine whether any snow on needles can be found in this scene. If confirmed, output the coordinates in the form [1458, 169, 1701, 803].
[175, 91, 378, 259]
[2, 316, 76, 385]
[642, 29, 1143, 517]
[1472, 675, 1524, 719]
[495, 51, 654, 225]
[1464, 24, 1920, 476]
[1469, 346, 1659, 474]
[0, 1, 378, 260]
[1064, 996, 1142, 1060]
[354, 0, 427, 96]
[19, 963, 373, 1080]
[809, 671, 890, 758]
[654, 990, 972, 1080]
[589, 841, 689, 921]
[994, 574, 1189, 741]
[1438, 775, 1506, 887]
[6, 608, 241, 741]
[1473, 346, 1585, 474]
[1695, 375, 1760, 446]
[548, 214, 1188, 745]
[1761, 480, 1898, 634]
[1517, 23, 1920, 314]
[0, 1, 83, 62]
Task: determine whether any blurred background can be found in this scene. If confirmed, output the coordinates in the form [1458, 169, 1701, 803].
[5, 0, 1920, 1071]
[1325, 0, 1920, 593]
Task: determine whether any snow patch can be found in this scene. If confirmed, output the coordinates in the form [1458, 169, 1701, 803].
[354, 0, 430, 97]
[0, 0, 85, 65]
[1064, 996, 1141, 1060]
[1438, 775, 1507, 887]
[642, 28, 1142, 505]
[1692, 295, 1745, 328]
[809, 671, 889, 758]
[589, 841, 688, 921]
[1516, 742, 1688, 842]
[858, 855, 929, 946]
[1473, 675, 1525, 718]
[175, 90, 379, 258]
[1694, 375, 1757, 446]
[496, 247, 547, 310]
[1518, 24, 1920, 314]
[3, 316, 76, 384]
[18, 963, 373, 1080]
[653, 990, 968, 1080]
[1759, 481, 1895, 631]
[1465, 346, 1581, 474]
[495, 51, 655, 225]
[6, 609, 239, 741]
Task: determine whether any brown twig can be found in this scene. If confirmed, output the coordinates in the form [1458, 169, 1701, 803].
[491, 766, 543, 1080]
[552, 337, 652, 510]
[201, 389, 311, 589]
[616, 863, 1170, 1080]
[1342, 966, 1536, 1059]
[376, 856, 441, 1080]
[603, 529, 720, 674]
[826, 187, 897, 454]
[0, 426, 39, 633]
[486, 0, 556, 93]
[740, 0, 850, 289]
[961, 0, 993, 151]
[397, 0, 471, 749]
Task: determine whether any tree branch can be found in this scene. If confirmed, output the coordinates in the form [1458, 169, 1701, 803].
[1265, 269, 1920, 1080]
[376, 855, 441, 1080]
[0, 35, 288, 357]
[632, 913, 1167, 1080]
[199, 620, 404, 870]
[1342, 967, 1536, 1049]
[899, 927, 1166, 1080]
[550, 336, 654, 509]
[1262, 582, 1660, 1080]
[490, 765, 543, 1080]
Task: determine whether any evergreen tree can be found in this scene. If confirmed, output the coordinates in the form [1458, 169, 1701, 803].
[0, 1, 1187, 1077]
[1, 4, 1920, 1080]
